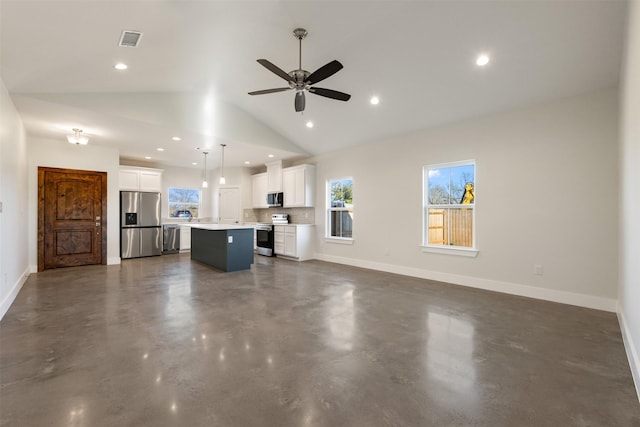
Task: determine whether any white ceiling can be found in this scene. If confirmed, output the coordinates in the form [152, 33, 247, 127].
[0, 0, 628, 169]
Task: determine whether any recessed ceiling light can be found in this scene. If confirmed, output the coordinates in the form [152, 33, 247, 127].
[370, 96, 380, 105]
[114, 63, 128, 70]
[144, 156, 151, 160]
[476, 54, 490, 66]
[268, 154, 274, 158]
[192, 162, 198, 166]
[244, 161, 251, 165]
[172, 136, 182, 141]
[157, 148, 164, 152]
[306, 121, 314, 128]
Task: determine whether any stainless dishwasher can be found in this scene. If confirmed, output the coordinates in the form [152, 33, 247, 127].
[162, 224, 180, 254]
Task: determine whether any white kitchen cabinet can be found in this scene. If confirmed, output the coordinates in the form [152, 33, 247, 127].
[274, 226, 285, 255]
[180, 225, 191, 252]
[119, 166, 163, 192]
[251, 173, 268, 208]
[282, 164, 315, 207]
[266, 160, 282, 192]
[274, 225, 314, 261]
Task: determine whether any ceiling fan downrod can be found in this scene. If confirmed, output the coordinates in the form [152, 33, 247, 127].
[293, 28, 307, 70]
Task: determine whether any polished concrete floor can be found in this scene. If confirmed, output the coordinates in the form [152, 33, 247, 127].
[1, 254, 639, 426]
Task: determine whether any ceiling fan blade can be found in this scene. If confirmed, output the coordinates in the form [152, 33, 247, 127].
[295, 91, 306, 112]
[308, 87, 351, 102]
[248, 87, 292, 96]
[305, 60, 343, 85]
[257, 59, 294, 83]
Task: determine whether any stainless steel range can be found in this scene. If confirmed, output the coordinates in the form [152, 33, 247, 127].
[256, 214, 289, 256]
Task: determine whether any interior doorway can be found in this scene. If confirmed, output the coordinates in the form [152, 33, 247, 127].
[38, 167, 107, 271]
[218, 186, 241, 224]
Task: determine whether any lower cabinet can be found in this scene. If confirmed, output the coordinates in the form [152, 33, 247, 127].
[180, 225, 191, 252]
[274, 225, 313, 261]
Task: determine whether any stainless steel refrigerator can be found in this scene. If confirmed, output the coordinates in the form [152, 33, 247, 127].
[120, 191, 162, 259]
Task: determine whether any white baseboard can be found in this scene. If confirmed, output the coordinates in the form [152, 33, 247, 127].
[107, 257, 121, 265]
[313, 253, 617, 312]
[617, 307, 640, 403]
[0, 267, 30, 321]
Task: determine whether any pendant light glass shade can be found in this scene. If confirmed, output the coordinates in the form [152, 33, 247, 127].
[67, 128, 89, 145]
[202, 152, 209, 188]
[219, 144, 227, 185]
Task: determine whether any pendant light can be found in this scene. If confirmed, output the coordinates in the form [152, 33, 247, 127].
[67, 128, 89, 145]
[202, 151, 209, 188]
[219, 144, 227, 185]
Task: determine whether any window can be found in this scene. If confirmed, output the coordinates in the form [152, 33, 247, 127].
[327, 177, 353, 240]
[423, 161, 475, 251]
[168, 187, 201, 218]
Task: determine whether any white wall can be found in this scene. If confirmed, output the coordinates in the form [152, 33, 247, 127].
[0, 78, 29, 320]
[27, 137, 121, 269]
[313, 88, 619, 312]
[619, 0, 640, 400]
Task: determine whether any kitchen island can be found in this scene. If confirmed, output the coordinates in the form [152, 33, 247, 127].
[190, 224, 254, 272]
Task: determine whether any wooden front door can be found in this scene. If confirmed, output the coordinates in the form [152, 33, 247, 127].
[38, 167, 107, 271]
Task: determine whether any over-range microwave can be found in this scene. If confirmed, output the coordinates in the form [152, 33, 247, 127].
[267, 192, 283, 207]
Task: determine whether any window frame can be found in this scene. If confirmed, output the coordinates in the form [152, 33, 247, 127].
[422, 160, 477, 257]
[168, 186, 202, 219]
[325, 176, 354, 244]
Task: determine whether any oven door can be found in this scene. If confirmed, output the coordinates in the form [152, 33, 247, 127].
[256, 227, 274, 256]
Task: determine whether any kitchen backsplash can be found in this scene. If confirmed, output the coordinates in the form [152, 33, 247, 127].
[244, 207, 315, 224]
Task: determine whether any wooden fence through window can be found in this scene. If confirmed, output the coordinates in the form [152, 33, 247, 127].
[428, 208, 473, 247]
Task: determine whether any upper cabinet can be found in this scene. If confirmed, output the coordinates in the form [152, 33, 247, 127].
[119, 166, 163, 192]
[251, 172, 269, 208]
[266, 160, 282, 192]
[282, 164, 315, 207]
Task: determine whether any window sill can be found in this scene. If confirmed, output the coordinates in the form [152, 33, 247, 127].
[325, 237, 354, 245]
[421, 245, 478, 257]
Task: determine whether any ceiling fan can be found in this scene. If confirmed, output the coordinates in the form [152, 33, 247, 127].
[248, 28, 351, 113]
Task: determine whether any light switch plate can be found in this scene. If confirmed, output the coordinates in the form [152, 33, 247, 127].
[228, 236, 233, 243]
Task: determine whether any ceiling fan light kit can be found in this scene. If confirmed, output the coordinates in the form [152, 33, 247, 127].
[248, 28, 351, 113]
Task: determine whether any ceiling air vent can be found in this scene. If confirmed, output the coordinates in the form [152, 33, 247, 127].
[118, 30, 143, 48]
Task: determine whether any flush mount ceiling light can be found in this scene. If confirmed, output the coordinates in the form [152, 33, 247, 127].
[476, 54, 490, 66]
[370, 96, 380, 105]
[114, 63, 128, 70]
[219, 144, 227, 185]
[306, 121, 314, 128]
[202, 152, 209, 188]
[67, 128, 89, 145]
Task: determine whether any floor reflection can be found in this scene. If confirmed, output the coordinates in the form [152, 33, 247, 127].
[325, 285, 355, 351]
[425, 311, 477, 402]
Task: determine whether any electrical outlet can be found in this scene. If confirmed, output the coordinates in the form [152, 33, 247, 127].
[534, 264, 543, 276]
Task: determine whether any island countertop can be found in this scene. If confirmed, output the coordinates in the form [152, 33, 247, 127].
[188, 224, 254, 231]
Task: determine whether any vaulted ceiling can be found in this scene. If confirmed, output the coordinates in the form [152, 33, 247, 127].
[0, 1, 628, 169]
